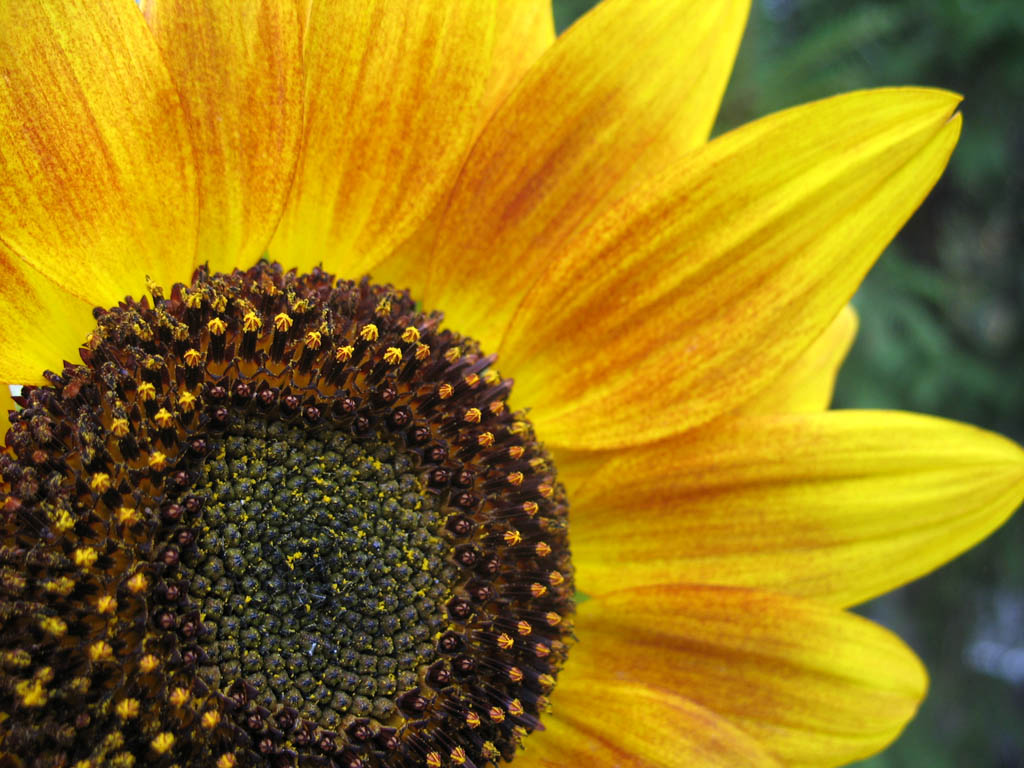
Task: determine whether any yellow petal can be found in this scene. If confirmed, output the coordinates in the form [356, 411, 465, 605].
[423, 0, 750, 354]
[523, 673, 778, 768]
[483, 1, 555, 123]
[270, 0, 496, 276]
[0, 0, 198, 306]
[501, 88, 962, 449]
[739, 304, 859, 415]
[1, 383, 15, 444]
[141, 0, 303, 273]
[0, 244, 95, 385]
[572, 410, 1024, 607]
[574, 585, 927, 767]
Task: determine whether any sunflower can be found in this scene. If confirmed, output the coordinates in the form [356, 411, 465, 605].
[1, 1, 1022, 767]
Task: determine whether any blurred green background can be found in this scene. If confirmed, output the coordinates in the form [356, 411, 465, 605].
[552, 1, 1024, 765]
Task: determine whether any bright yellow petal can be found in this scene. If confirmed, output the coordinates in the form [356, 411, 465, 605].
[739, 303, 859, 415]
[575, 585, 927, 767]
[0, 0, 198, 306]
[1, 383, 15, 444]
[572, 410, 1024, 607]
[0, 244, 95, 385]
[523, 672, 778, 767]
[483, 0, 555, 123]
[270, 1, 496, 276]
[423, 0, 750, 355]
[501, 89, 961, 450]
[141, 0, 303, 273]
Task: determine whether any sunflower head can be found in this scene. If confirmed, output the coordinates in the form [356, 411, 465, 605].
[0, 262, 573, 767]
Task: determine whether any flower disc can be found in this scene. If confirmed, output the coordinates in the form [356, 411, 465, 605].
[0, 262, 573, 768]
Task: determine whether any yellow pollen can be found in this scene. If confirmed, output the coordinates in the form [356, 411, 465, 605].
[116, 506, 139, 524]
[359, 323, 379, 341]
[477, 431, 495, 447]
[178, 391, 197, 412]
[508, 445, 525, 460]
[183, 348, 203, 367]
[273, 312, 293, 331]
[546, 611, 562, 626]
[549, 570, 565, 586]
[463, 373, 479, 388]
[516, 620, 532, 636]
[402, 326, 420, 343]
[507, 471, 524, 487]
[242, 311, 262, 332]
[509, 420, 528, 435]
[508, 666, 523, 682]
[73, 547, 98, 567]
[534, 642, 551, 658]
[15, 678, 47, 707]
[207, 317, 227, 335]
[464, 407, 482, 423]
[508, 699, 525, 717]
[483, 370, 500, 385]
[169, 687, 190, 707]
[488, 706, 505, 723]
[538, 673, 556, 689]
[451, 747, 467, 765]
[147, 451, 168, 470]
[438, 383, 454, 400]
[425, 751, 442, 768]
[136, 382, 156, 402]
[39, 616, 67, 637]
[374, 297, 392, 317]
[139, 654, 159, 673]
[304, 330, 322, 349]
[466, 711, 481, 728]
[154, 408, 174, 427]
[116, 698, 140, 720]
[523, 501, 539, 517]
[89, 473, 110, 493]
[482, 743, 500, 760]
[217, 755, 237, 768]
[111, 418, 130, 437]
[538, 483, 554, 498]
[127, 572, 148, 594]
[52, 508, 75, 532]
[503, 529, 522, 546]
[88, 641, 113, 662]
[383, 347, 403, 364]
[415, 342, 430, 360]
[151, 732, 174, 755]
[529, 457, 547, 471]
[535, 541, 552, 557]
[335, 345, 354, 362]
[202, 710, 222, 729]
[43, 576, 74, 596]
[184, 292, 203, 309]
[97, 595, 117, 614]
[488, 400, 505, 416]
[496, 633, 514, 651]
[444, 346, 461, 363]
[530, 583, 547, 598]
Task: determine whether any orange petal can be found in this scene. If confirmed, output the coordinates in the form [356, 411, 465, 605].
[0, 0, 198, 307]
[522, 673, 777, 767]
[423, 0, 750, 354]
[482, 0, 555, 123]
[270, 1, 496, 277]
[501, 89, 962, 449]
[571, 410, 1024, 608]
[141, 0, 303, 274]
[0, 244, 95, 385]
[574, 585, 927, 767]
[738, 304, 859, 415]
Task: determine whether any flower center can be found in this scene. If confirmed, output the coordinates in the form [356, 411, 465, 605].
[0, 262, 573, 768]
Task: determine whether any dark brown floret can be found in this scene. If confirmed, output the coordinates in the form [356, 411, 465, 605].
[0, 262, 572, 768]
